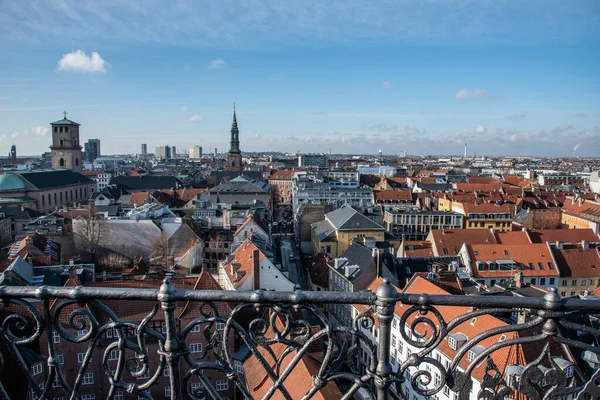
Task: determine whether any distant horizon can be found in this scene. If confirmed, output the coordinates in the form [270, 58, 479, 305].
[1, 1, 599, 156]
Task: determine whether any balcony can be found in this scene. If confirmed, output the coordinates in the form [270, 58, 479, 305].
[0, 279, 599, 400]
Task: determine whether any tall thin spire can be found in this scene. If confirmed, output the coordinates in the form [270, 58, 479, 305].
[229, 104, 240, 154]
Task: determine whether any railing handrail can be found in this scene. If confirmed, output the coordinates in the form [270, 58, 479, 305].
[1, 283, 600, 312]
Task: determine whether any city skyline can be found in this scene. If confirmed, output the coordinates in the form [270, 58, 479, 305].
[1, 1, 599, 157]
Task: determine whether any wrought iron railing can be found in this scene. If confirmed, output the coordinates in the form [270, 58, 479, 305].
[0, 279, 599, 400]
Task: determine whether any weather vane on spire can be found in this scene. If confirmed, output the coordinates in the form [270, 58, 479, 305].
[63, 111, 67, 119]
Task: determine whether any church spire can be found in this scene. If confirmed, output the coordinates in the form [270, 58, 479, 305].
[229, 104, 240, 154]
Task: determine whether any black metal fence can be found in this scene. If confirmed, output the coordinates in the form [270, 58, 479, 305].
[0, 279, 599, 399]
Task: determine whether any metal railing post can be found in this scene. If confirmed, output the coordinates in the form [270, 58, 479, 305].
[159, 278, 183, 400]
[375, 278, 397, 400]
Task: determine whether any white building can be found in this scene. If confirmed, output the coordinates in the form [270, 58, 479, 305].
[189, 145, 203, 160]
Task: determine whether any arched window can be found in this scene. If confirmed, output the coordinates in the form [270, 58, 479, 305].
[54, 193, 57, 204]
[54, 127, 57, 133]
[59, 158, 65, 167]
[60, 192, 62, 203]
[60, 139, 64, 146]
[75, 158, 79, 166]
[70, 190, 73, 201]
[48, 194, 51, 205]
[41, 196, 45, 207]
[80, 188, 82, 198]
[84, 188, 87, 197]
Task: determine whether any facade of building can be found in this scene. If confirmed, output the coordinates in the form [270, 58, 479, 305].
[268, 169, 298, 204]
[141, 143, 147, 156]
[298, 153, 329, 169]
[453, 203, 512, 231]
[383, 209, 464, 240]
[0, 170, 95, 212]
[189, 145, 202, 160]
[84, 138, 101, 162]
[561, 197, 600, 234]
[155, 145, 172, 160]
[50, 112, 83, 173]
[82, 170, 112, 191]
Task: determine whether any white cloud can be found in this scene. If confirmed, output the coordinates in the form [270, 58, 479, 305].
[32, 126, 48, 136]
[57, 50, 107, 73]
[475, 124, 487, 134]
[505, 113, 526, 120]
[11, 132, 20, 139]
[180, 106, 187, 113]
[187, 115, 203, 122]
[381, 81, 391, 89]
[209, 58, 226, 69]
[455, 88, 485, 100]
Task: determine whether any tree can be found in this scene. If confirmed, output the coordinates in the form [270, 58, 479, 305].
[150, 235, 169, 266]
[75, 205, 106, 263]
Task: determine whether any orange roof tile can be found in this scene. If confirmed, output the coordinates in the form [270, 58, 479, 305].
[268, 169, 299, 181]
[468, 243, 560, 278]
[552, 244, 600, 279]
[222, 238, 265, 288]
[128, 191, 150, 206]
[527, 228, 599, 244]
[374, 190, 413, 202]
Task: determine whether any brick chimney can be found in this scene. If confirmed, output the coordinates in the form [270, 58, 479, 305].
[252, 249, 261, 290]
[514, 272, 524, 288]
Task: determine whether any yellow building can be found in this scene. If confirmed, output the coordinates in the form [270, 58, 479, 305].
[561, 197, 600, 233]
[311, 205, 390, 258]
[454, 202, 512, 231]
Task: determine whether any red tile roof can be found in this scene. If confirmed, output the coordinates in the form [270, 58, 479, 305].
[552, 244, 600, 279]
[268, 169, 299, 181]
[467, 243, 560, 278]
[402, 241, 433, 257]
[455, 183, 503, 192]
[461, 203, 511, 214]
[374, 190, 413, 202]
[222, 238, 265, 289]
[528, 228, 599, 244]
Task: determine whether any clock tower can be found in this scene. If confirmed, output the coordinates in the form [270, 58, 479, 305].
[50, 111, 83, 173]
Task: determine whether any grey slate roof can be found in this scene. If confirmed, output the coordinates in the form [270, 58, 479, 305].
[110, 176, 180, 191]
[325, 206, 384, 231]
[210, 176, 269, 194]
[416, 183, 451, 192]
[0, 206, 45, 220]
[312, 220, 336, 241]
[339, 242, 376, 270]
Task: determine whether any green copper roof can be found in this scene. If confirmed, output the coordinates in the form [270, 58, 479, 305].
[0, 174, 26, 191]
[50, 117, 80, 126]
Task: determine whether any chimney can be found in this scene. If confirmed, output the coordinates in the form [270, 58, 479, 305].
[69, 259, 75, 266]
[521, 227, 527, 233]
[68, 267, 77, 280]
[555, 241, 563, 250]
[252, 249, 261, 290]
[489, 227, 496, 235]
[581, 240, 589, 250]
[514, 272, 524, 289]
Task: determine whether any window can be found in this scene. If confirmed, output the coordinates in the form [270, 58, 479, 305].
[82, 373, 94, 385]
[235, 360, 244, 374]
[114, 392, 124, 400]
[191, 324, 201, 333]
[78, 353, 86, 363]
[562, 279, 568, 286]
[53, 375, 61, 388]
[78, 329, 88, 337]
[572, 279, 577, 286]
[161, 322, 167, 334]
[470, 317, 477, 325]
[550, 278, 555, 285]
[191, 382, 204, 395]
[392, 318, 398, 329]
[528, 263, 534, 270]
[581, 279, 587, 287]
[216, 380, 229, 391]
[448, 337, 457, 350]
[165, 386, 171, 397]
[391, 334, 396, 347]
[565, 365, 574, 378]
[216, 322, 226, 330]
[443, 248, 448, 255]
[137, 369, 150, 379]
[540, 278, 546, 286]
[190, 343, 203, 353]
[81, 395, 95, 400]
[164, 368, 170, 377]
[561, 291, 567, 297]
[31, 363, 43, 375]
[53, 332, 60, 343]
[56, 354, 64, 364]
[538, 262, 544, 270]
[108, 350, 120, 361]
[444, 386, 451, 396]
[530, 278, 537, 285]
[548, 262, 554, 270]
[467, 351, 476, 362]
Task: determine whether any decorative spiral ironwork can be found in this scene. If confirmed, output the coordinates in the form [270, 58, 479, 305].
[0, 281, 598, 399]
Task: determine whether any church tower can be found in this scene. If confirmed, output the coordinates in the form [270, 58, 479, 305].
[226, 105, 243, 172]
[50, 111, 83, 173]
[10, 144, 16, 164]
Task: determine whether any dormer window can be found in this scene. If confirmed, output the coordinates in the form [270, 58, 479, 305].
[470, 317, 477, 325]
[565, 365, 574, 378]
[467, 350, 476, 361]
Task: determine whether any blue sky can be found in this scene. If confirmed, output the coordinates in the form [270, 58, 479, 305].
[1, 0, 599, 156]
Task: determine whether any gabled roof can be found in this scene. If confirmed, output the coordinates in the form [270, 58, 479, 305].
[110, 175, 180, 191]
[308, 253, 330, 288]
[221, 238, 265, 289]
[528, 228, 599, 244]
[461, 203, 511, 214]
[50, 117, 80, 126]
[312, 219, 336, 241]
[467, 243, 560, 278]
[0, 205, 45, 220]
[552, 244, 600, 279]
[374, 190, 413, 202]
[325, 206, 384, 231]
[268, 169, 299, 181]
